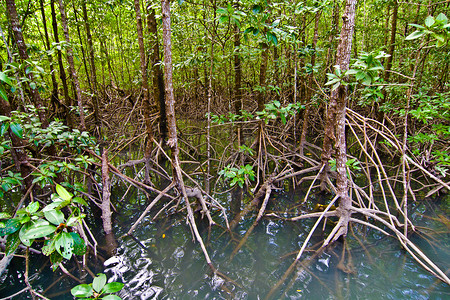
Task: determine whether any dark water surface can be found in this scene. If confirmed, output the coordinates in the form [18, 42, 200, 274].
[1, 189, 449, 299]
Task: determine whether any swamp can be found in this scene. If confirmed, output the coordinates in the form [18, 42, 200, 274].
[0, 0, 449, 299]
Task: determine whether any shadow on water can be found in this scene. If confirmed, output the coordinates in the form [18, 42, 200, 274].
[1, 188, 449, 299]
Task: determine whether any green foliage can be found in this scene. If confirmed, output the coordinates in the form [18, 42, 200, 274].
[408, 90, 450, 171]
[329, 158, 361, 179]
[219, 164, 255, 188]
[0, 71, 13, 102]
[256, 100, 304, 125]
[406, 13, 450, 47]
[326, 51, 388, 91]
[0, 184, 87, 269]
[71, 273, 124, 300]
[239, 145, 254, 156]
[209, 100, 303, 126]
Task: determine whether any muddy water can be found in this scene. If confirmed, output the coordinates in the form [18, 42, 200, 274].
[1, 189, 449, 299]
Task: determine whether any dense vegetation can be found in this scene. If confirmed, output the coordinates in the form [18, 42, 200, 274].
[0, 0, 449, 298]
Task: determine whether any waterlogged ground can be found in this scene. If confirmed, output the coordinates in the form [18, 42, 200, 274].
[1, 189, 449, 299]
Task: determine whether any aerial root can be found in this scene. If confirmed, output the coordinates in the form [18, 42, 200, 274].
[230, 183, 273, 259]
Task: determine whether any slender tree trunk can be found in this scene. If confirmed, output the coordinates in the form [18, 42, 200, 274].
[134, 0, 154, 166]
[299, 11, 321, 155]
[146, 3, 167, 142]
[0, 98, 33, 192]
[50, 0, 71, 120]
[100, 39, 117, 87]
[257, 45, 268, 112]
[384, 1, 398, 83]
[82, 0, 101, 136]
[39, 0, 59, 113]
[6, 0, 50, 128]
[322, 0, 357, 243]
[320, 0, 356, 190]
[233, 23, 242, 115]
[161, 0, 213, 267]
[58, 0, 87, 131]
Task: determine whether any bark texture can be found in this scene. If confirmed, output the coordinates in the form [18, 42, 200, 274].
[58, 0, 87, 131]
[322, 0, 357, 242]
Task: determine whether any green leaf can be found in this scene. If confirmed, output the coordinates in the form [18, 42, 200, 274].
[19, 222, 33, 246]
[71, 284, 94, 298]
[425, 16, 435, 27]
[55, 231, 74, 260]
[26, 201, 40, 214]
[0, 71, 13, 86]
[0, 86, 8, 102]
[44, 210, 65, 225]
[0, 123, 9, 136]
[102, 282, 124, 294]
[0, 212, 11, 219]
[73, 197, 88, 206]
[56, 184, 72, 201]
[5, 231, 20, 256]
[93, 273, 107, 293]
[50, 252, 63, 271]
[102, 295, 123, 300]
[405, 30, 425, 40]
[9, 123, 23, 139]
[70, 232, 86, 255]
[21, 224, 56, 240]
[42, 239, 56, 256]
[0, 218, 21, 236]
[435, 13, 448, 24]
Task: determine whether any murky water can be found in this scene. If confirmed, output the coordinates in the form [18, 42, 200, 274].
[1, 189, 449, 299]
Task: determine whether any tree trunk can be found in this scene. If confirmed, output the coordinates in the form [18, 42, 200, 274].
[38, 0, 59, 113]
[322, 0, 357, 243]
[134, 0, 154, 164]
[0, 98, 33, 192]
[257, 45, 268, 112]
[161, 0, 180, 179]
[233, 23, 242, 115]
[146, 3, 167, 142]
[58, 0, 87, 131]
[82, 0, 101, 134]
[299, 11, 321, 155]
[50, 0, 71, 121]
[6, 0, 50, 128]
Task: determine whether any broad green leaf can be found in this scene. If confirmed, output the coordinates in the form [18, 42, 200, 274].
[0, 123, 9, 136]
[42, 239, 56, 256]
[102, 295, 122, 300]
[56, 184, 72, 201]
[70, 232, 86, 255]
[73, 197, 88, 206]
[408, 23, 425, 29]
[55, 231, 74, 260]
[0, 86, 8, 102]
[425, 16, 435, 27]
[21, 224, 56, 240]
[19, 222, 33, 246]
[0, 116, 10, 122]
[71, 284, 93, 297]
[0, 218, 21, 236]
[0, 212, 11, 219]
[50, 251, 63, 271]
[93, 273, 107, 293]
[9, 123, 23, 139]
[0, 71, 12, 86]
[102, 282, 124, 294]
[405, 30, 425, 40]
[44, 210, 65, 225]
[5, 231, 20, 256]
[435, 13, 448, 24]
[26, 201, 39, 214]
